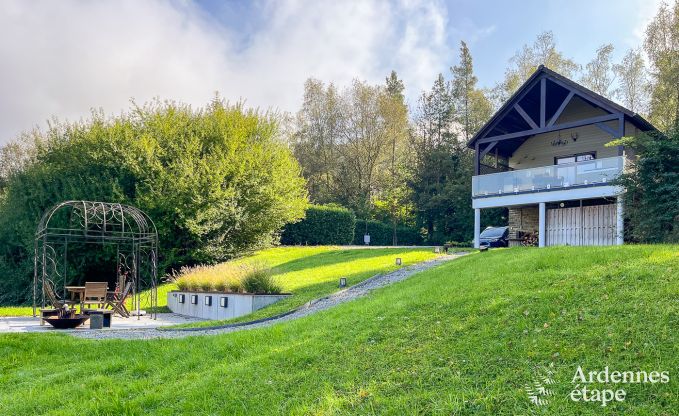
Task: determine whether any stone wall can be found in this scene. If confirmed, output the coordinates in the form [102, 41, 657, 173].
[508, 206, 539, 247]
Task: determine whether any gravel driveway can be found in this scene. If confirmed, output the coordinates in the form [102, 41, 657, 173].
[72, 252, 468, 341]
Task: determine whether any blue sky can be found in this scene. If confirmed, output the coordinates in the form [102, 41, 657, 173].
[193, 0, 659, 88]
[0, 0, 662, 144]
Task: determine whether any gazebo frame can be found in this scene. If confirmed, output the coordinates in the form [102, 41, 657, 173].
[33, 201, 158, 320]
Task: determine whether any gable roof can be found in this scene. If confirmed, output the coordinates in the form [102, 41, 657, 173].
[467, 65, 656, 149]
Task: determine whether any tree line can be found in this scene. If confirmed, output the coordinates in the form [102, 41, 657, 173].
[0, 2, 676, 304]
[289, 2, 678, 244]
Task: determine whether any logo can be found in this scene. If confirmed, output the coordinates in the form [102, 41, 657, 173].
[524, 363, 670, 408]
[569, 366, 669, 407]
[525, 363, 555, 406]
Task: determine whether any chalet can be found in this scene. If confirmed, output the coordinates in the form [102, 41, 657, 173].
[469, 65, 656, 248]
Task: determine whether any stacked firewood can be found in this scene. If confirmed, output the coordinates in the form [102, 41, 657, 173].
[521, 232, 539, 247]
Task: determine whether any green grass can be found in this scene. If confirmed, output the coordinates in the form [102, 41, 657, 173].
[168, 246, 441, 328]
[1, 246, 441, 320]
[0, 245, 677, 414]
[0, 306, 34, 317]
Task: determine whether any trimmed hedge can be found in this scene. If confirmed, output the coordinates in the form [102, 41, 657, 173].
[353, 220, 423, 246]
[281, 205, 356, 245]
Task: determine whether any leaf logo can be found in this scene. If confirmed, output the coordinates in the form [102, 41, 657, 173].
[525, 363, 556, 406]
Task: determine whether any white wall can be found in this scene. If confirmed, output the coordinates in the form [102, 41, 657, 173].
[167, 292, 290, 320]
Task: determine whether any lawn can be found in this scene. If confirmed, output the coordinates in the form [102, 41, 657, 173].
[167, 246, 442, 328]
[0, 245, 677, 414]
[1, 246, 441, 319]
[0, 306, 34, 317]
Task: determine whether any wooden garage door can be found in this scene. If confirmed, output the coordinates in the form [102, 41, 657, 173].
[546, 204, 616, 246]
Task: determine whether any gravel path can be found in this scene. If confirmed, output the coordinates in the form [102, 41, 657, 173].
[72, 252, 468, 340]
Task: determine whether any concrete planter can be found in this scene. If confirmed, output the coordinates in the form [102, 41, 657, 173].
[167, 291, 291, 320]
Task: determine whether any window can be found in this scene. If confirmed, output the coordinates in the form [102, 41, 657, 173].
[555, 152, 596, 165]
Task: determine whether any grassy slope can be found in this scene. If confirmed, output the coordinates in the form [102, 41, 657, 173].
[1, 246, 439, 318]
[171, 246, 441, 328]
[0, 246, 677, 415]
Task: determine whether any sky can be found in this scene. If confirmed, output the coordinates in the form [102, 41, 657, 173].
[0, 0, 663, 145]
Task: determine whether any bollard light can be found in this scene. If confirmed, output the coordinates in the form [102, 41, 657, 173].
[395, 258, 402, 265]
[339, 277, 347, 288]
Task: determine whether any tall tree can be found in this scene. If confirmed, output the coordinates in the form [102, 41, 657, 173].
[292, 79, 341, 203]
[644, 0, 679, 131]
[581, 44, 616, 98]
[381, 71, 411, 244]
[334, 81, 394, 216]
[450, 41, 493, 142]
[493, 31, 580, 105]
[612, 127, 679, 242]
[416, 73, 455, 148]
[385, 70, 405, 102]
[293, 78, 410, 226]
[410, 75, 463, 242]
[613, 48, 649, 114]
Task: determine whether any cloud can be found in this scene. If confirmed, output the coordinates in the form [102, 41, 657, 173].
[0, 0, 452, 144]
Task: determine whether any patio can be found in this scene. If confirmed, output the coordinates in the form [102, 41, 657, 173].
[0, 313, 203, 333]
[34, 201, 160, 329]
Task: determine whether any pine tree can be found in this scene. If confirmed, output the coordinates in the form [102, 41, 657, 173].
[451, 41, 493, 142]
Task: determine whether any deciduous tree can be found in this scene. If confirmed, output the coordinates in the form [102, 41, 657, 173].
[644, 0, 679, 131]
[581, 44, 616, 98]
[613, 48, 649, 113]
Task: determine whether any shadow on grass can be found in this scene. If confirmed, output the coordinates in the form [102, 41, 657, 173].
[269, 248, 425, 276]
[168, 260, 411, 329]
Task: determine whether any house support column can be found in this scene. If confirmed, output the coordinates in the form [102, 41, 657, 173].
[616, 196, 624, 245]
[474, 208, 481, 249]
[538, 202, 546, 248]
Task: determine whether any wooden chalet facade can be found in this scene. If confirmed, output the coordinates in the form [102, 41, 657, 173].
[468, 65, 656, 248]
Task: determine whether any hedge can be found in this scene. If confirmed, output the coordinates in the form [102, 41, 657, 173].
[281, 205, 356, 245]
[353, 220, 423, 246]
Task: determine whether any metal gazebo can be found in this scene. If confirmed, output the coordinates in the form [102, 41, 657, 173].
[33, 201, 158, 319]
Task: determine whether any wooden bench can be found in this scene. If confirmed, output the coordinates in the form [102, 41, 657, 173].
[39, 308, 60, 326]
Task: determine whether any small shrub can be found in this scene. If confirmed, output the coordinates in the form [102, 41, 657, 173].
[241, 266, 282, 294]
[176, 278, 190, 291]
[213, 278, 228, 293]
[199, 279, 214, 292]
[170, 261, 281, 294]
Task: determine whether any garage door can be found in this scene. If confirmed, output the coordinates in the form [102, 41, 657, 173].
[546, 204, 617, 246]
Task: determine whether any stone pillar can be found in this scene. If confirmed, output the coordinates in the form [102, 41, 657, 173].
[474, 208, 481, 249]
[538, 202, 546, 248]
[616, 196, 624, 245]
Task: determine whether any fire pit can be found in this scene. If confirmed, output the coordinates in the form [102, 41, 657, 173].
[43, 306, 90, 329]
[44, 315, 90, 329]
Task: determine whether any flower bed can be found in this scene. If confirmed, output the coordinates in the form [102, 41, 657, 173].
[171, 262, 282, 294]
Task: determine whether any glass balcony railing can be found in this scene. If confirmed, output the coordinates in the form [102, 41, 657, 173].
[472, 156, 624, 198]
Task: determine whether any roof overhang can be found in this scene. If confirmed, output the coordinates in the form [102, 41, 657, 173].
[468, 65, 657, 151]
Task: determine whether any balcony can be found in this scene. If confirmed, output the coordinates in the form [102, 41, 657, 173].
[472, 156, 624, 198]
